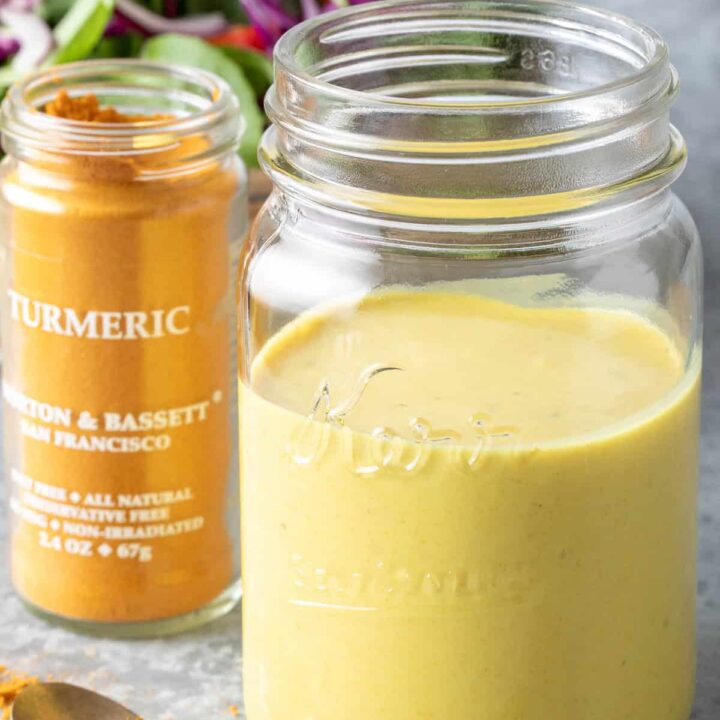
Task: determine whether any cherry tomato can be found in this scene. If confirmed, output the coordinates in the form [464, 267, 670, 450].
[209, 25, 266, 51]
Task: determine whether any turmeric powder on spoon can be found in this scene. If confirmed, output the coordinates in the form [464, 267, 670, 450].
[0, 61, 246, 636]
[0, 667, 36, 720]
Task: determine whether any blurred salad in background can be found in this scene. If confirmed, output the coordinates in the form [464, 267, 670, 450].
[0, 0, 371, 165]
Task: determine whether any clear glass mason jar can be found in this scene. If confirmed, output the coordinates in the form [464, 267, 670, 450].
[0, 61, 246, 637]
[239, 1, 702, 718]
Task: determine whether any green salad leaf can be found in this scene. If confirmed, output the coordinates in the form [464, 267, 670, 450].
[184, 0, 247, 23]
[38, 0, 76, 24]
[92, 31, 144, 60]
[47, 0, 115, 65]
[219, 45, 273, 97]
[142, 33, 264, 167]
[141, 0, 165, 12]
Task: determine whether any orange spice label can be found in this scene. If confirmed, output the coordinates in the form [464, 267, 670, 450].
[1, 113, 242, 622]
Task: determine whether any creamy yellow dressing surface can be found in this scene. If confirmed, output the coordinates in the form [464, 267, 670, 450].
[240, 291, 700, 720]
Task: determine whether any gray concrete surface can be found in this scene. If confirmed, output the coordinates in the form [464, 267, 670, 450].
[0, 1, 718, 718]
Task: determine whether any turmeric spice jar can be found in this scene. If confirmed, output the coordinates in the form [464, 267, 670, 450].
[0, 61, 246, 636]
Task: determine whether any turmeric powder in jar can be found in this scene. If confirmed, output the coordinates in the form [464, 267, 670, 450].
[0, 61, 246, 636]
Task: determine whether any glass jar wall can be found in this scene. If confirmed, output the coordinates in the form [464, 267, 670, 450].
[239, 2, 702, 718]
[0, 61, 246, 637]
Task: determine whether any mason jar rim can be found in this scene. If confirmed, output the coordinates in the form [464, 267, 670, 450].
[263, 0, 684, 221]
[1, 59, 243, 160]
[275, 0, 669, 114]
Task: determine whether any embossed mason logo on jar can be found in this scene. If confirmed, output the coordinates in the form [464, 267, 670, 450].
[287, 364, 521, 473]
[289, 554, 535, 609]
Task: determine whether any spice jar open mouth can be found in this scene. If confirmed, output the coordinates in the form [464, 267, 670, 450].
[263, 0, 685, 220]
[1, 59, 242, 163]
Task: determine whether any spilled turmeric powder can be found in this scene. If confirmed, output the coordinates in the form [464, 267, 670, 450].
[0, 667, 36, 720]
[1, 65, 244, 632]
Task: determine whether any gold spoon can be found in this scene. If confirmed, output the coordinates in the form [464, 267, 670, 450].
[12, 683, 139, 720]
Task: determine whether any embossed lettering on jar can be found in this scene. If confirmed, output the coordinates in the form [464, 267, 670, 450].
[238, 2, 703, 719]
